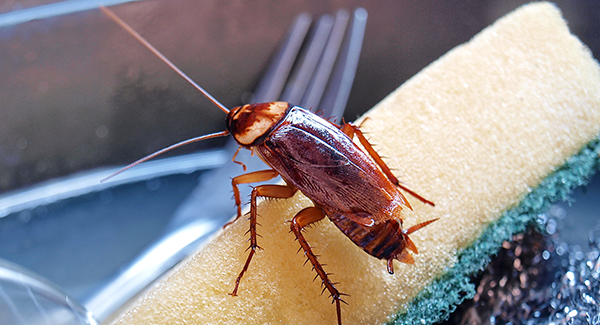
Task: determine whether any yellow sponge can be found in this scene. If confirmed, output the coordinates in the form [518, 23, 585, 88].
[112, 2, 600, 324]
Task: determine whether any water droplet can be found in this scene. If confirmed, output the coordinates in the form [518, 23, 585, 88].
[566, 271, 575, 285]
[546, 219, 557, 235]
[96, 125, 109, 138]
[543, 250, 551, 260]
[146, 178, 161, 191]
[18, 211, 31, 223]
[16, 138, 27, 150]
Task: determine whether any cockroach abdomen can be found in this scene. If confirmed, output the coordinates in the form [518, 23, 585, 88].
[327, 211, 412, 263]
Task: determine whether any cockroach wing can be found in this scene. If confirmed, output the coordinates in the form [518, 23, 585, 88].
[257, 106, 408, 225]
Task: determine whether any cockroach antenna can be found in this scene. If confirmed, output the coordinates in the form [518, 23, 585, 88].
[100, 131, 229, 182]
[99, 6, 231, 182]
[99, 6, 229, 114]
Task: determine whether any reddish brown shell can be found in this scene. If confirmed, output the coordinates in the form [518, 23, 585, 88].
[255, 106, 409, 227]
[327, 212, 417, 264]
[251, 105, 417, 267]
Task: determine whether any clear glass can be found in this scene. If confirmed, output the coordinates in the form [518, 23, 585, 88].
[0, 258, 97, 325]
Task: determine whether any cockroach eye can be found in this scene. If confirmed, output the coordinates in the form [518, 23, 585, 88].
[227, 102, 290, 146]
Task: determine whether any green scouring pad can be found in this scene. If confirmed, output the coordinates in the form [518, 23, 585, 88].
[112, 2, 600, 324]
[394, 138, 600, 325]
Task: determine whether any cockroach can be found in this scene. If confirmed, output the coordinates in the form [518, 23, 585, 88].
[100, 6, 437, 325]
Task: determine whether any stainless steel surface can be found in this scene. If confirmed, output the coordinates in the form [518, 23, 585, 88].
[0, 151, 227, 218]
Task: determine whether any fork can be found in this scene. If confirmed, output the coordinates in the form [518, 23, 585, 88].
[84, 8, 367, 323]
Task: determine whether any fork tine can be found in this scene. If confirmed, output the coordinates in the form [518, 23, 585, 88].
[280, 14, 335, 104]
[252, 13, 312, 103]
[300, 9, 350, 111]
[319, 8, 368, 119]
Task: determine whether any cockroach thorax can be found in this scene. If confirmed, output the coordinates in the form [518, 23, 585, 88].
[227, 102, 290, 146]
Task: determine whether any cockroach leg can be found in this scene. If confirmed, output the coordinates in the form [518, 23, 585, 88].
[342, 122, 435, 207]
[226, 169, 281, 228]
[230, 183, 297, 296]
[290, 207, 346, 325]
[387, 258, 395, 274]
[231, 146, 247, 171]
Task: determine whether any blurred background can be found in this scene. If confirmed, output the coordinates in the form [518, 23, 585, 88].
[0, 0, 598, 323]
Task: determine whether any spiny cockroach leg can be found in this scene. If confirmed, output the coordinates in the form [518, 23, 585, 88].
[341, 122, 434, 207]
[230, 184, 296, 296]
[225, 169, 281, 228]
[290, 207, 346, 325]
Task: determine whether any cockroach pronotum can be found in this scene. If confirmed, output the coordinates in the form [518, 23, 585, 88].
[100, 6, 437, 325]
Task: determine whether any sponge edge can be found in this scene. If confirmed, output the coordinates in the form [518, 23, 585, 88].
[112, 2, 600, 325]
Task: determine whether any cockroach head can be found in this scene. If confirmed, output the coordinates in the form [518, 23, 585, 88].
[227, 102, 290, 146]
